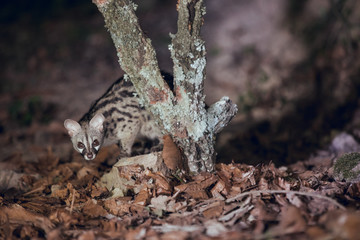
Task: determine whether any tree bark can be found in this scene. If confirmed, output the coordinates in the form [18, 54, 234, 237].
[93, 0, 238, 173]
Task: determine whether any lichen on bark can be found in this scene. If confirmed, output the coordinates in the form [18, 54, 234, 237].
[93, 0, 238, 173]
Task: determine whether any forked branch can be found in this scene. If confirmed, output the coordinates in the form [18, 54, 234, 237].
[93, 0, 237, 173]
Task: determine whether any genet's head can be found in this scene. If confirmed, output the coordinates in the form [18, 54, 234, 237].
[64, 113, 105, 160]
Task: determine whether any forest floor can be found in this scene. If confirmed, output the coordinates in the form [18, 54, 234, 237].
[1, 125, 360, 239]
[1, 0, 360, 239]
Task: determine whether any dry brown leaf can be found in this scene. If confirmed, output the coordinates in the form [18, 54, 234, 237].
[0, 204, 54, 233]
[20, 196, 59, 214]
[49, 209, 80, 230]
[77, 166, 99, 180]
[90, 184, 108, 198]
[204, 220, 228, 237]
[306, 226, 328, 240]
[146, 170, 172, 195]
[125, 227, 146, 240]
[215, 163, 232, 178]
[219, 197, 253, 225]
[51, 184, 69, 199]
[102, 218, 127, 233]
[0, 170, 26, 192]
[150, 195, 169, 209]
[174, 173, 219, 200]
[15, 225, 40, 239]
[322, 210, 360, 240]
[175, 183, 207, 199]
[189, 190, 209, 200]
[117, 164, 145, 180]
[64, 183, 80, 207]
[267, 205, 306, 236]
[347, 182, 360, 199]
[175, 173, 217, 193]
[134, 187, 151, 206]
[211, 179, 227, 199]
[130, 204, 146, 215]
[250, 202, 266, 235]
[162, 135, 182, 170]
[78, 230, 96, 240]
[104, 198, 131, 216]
[160, 230, 189, 240]
[47, 228, 62, 240]
[82, 199, 108, 217]
[202, 204, 224, 219]
[216, 167, 232, 189]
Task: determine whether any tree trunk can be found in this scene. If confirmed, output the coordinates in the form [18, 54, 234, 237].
[93, 0, 238, 173]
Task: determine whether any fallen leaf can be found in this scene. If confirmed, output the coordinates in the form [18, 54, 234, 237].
[145, 170, 172, 195]
[125, 227, 146, 240]
[306, 226, 328, 240]
[77, 166, 99, 180]
[103, 198, 131, 216]
[49, 209, 77, 228]
[162, 135, 183, 170]
[219, 197, 253, 225]
[78, 230, 95, 240]
[0, 170, 26, 192]
[50, 184, 69, 199]
[174, 173, 217, 199]
[322, 210, 360, 240]
[210, 179, 227, 199]
[204, 220, 227, 237]
[202, 203, 224, 219]
[82, 199, 108, 217]
[134, 187, 151, 206]
[347, 182, 360, 199]
[150, 195, 171, 213]
[267, 205, 306, 236]
[0, 204, 54, 233]
[90, 184, 108, 198]
[160, 230, 189, 240]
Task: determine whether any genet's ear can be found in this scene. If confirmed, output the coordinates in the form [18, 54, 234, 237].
[64, 119, 82, 137]
[89, 113, 105, 132]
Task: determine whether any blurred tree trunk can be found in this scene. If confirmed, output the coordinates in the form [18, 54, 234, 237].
[93, 0, 237, 173]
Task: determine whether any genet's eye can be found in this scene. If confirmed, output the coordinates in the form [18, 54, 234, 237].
[77, 142, 85, 149]
[92, 139, 99, 147]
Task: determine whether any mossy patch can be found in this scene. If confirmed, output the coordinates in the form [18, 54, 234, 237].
[334, 152, 360, 182]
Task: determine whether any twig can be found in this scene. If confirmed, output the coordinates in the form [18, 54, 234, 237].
[226, 189, 346, 210]
[69, 188, 75, 214]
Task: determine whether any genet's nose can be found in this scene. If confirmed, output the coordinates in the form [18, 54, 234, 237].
[86, 152, 94, 159]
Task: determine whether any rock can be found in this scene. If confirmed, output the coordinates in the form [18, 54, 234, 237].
[333, 152, 360, 183]
[330, 132, 360, 155]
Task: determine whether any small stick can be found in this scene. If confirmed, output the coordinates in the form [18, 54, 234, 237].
[226, 189, 346, 210]
[69, 188, 75, 214]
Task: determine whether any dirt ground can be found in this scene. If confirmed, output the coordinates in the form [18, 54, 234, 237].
[1, 0, 360, 239]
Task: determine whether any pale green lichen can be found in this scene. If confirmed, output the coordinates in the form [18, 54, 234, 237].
[190, 58, 206, 84]
[201, 6, 207, 16]
[194, 39, 205, 52]
[130, 2, 138, 11]
[334, 152, 360, 182]
[207, 97, 229, 130]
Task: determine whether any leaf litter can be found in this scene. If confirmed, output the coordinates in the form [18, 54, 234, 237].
[1, 129, 360, 240]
